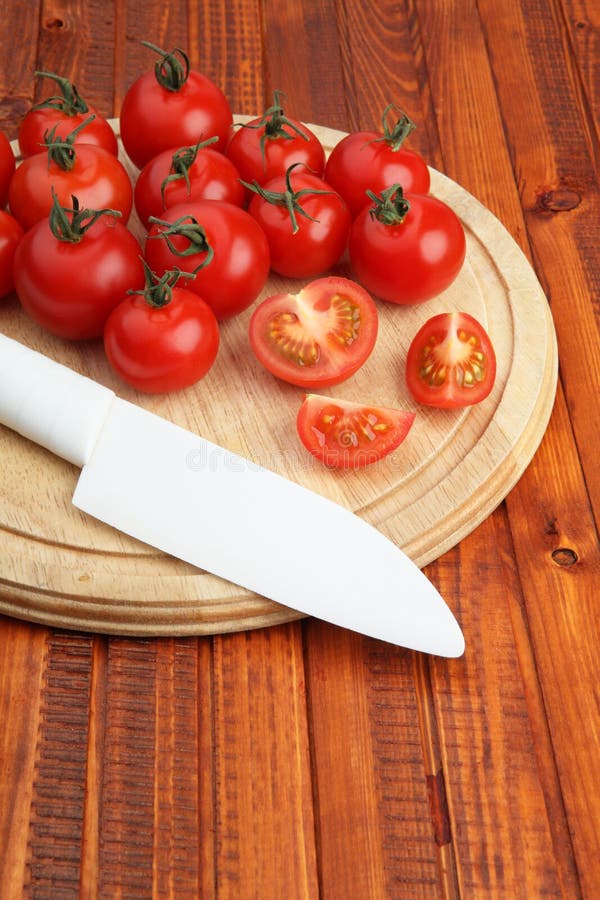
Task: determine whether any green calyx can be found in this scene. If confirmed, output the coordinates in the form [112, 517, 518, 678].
[44, 114, 96, 171]
[241, 162, 330, 234]
[367, 184, 411, 225]
[142, 40, 190, 92]
[238, 90, 309, 167]
[160, 137, 219, 205]
[32, 71, 89, 115]
[147, 214, 215, 268]
[371, 103, 416, 151]
[48, 188, 122, 242]
[129, 259, 197, 308]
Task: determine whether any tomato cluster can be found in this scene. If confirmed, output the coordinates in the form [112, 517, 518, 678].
[0, 46, 497, 468]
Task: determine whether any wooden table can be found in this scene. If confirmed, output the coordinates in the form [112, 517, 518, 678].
[0, 1, 598, 896]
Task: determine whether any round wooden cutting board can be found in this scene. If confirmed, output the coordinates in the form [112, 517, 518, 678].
[0, 121, 558, 635]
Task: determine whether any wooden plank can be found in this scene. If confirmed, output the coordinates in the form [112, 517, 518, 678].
[96, 637, 209, 896]
[212, 625, 318, 898]
[0, 1, 42, 136]
[0, 620, 47, 897]
[429, 515, 572, 897]
[479, 0, 600, 526]
[26, 633, 95, 896]
[305, 624, 455, 897]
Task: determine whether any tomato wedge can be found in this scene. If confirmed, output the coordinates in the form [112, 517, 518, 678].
[406, 312, 496, 408]
[248, 277, 378, 388]
[297, 394, 415, 469]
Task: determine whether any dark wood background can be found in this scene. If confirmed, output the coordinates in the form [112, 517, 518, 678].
[0, 1, 599, 897]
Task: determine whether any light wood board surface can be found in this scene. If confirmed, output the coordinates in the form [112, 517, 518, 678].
[0, 121, 558, 635]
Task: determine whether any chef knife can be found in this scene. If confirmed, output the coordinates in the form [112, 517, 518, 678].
[0, 333, 464, 656]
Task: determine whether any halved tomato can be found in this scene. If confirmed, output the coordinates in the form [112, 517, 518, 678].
[248, 276, 378, 388]
[297, 393, 415, 469]
[406, 311, 496, 408]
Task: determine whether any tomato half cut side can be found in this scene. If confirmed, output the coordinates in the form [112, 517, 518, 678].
[405, 312, 496, 408]
[249, 277, 379, 388]
[297, 394, 416, 469]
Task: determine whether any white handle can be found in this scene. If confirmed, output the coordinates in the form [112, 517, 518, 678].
[0, 333, 114, 468]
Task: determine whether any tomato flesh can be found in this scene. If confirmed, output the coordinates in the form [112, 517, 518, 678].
[406, 312, 496, 408]
[297, 393, 415, 469]
[249, 277, 378, 388]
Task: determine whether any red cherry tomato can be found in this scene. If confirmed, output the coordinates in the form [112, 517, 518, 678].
[226, 91, 325, 186]
[248, 276, 378, 388]
[324, 106, 430, 217]
[0, 211, 24, 298]
[0, 131, 16, 208]
[13, 198, 145, 339]
[405, 312, 496, 408]
[104, 269, 220, 394]
[120, 43, 232, 169]
[297, 393, 415, 469]
[134, 140, 246, 230]
[349, 185, 466, 305]
[246, 165, 351, 278]
[144, 199, 270, 320]
[9, 125, 133, 232]
[18, 71, 118, 157]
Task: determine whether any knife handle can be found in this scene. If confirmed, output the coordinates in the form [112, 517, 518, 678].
[0, 333, 115, 468]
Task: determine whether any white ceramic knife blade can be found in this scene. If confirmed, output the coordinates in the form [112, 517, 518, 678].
[0, 334, 464, 656]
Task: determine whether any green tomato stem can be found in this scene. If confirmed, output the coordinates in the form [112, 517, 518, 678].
[32, 71, 89, 115]
[367, 183, 411, 225]
[241, 162, 330, 234]
[48, 188, 122, 242]
[142, 41, 190, 92]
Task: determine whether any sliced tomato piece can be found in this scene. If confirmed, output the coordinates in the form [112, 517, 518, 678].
[248, 276, 378, 388]
[297, 393, 415, 469]
[406, 312, 496, 408]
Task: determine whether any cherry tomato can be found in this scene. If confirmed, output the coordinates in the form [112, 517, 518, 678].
[248, 276, 378, 388]
[104, 268, 220, 394]
[9, 121, 133, 231]
[0, 131, 16, 208]
[349, 185, 466, 305]
[18, 71, 118, 157]
[324, 106, 430, 217]
[297, 393, 415, 469]
[405, 312, 496, 408]
[0, 211, 24, 298]
[134, 139, 246, 230]
[120, 43, 232, 169]
[245, 165, 351, 278]
[13, 197, 145, 339]
[144, 199, 270, 320]
[226, 91, 325, 186]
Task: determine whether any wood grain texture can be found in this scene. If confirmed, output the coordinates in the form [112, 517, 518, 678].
[0, 0, 598, 897]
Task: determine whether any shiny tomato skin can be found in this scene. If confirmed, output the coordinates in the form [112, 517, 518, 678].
[8, 145, 133, 231]
[13, 216, 145, 339]
[226, 118, 325, 186]
[134, 144, 246, 230]
[144, 200, 270, 320]
[0, 211, 24, 298]
[405, 312, 496, 408]
[247, 171, 351, 278]
[0, 131, 16, 208]
[18, 107, 119, 157]
[297, 393, 415, 469]
[248, 276, 378, 388]
[104, 287, 220, 393]
[120, 71, 233, 169]
[349, 192, 466, 305]
[324, 130, 431, 217]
